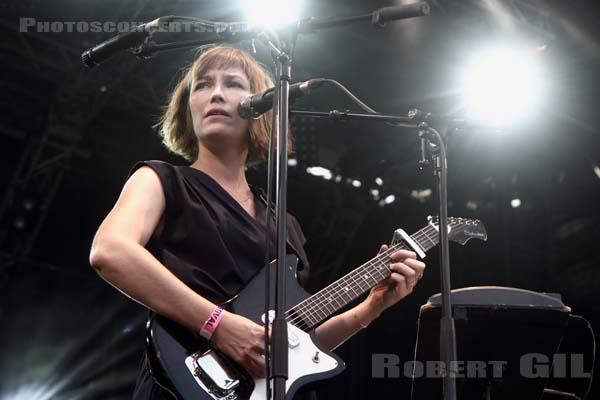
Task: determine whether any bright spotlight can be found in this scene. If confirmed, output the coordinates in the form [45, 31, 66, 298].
[466, 200, 478, 211]
[462, 47, 542, 125]
[410, 188, 432, 203]
[4, 383, 52, 400]
[378, 195, 396, 208]
[511, 198, 522, 208]
[242, 0, 301, 28]
[306, 166, 332, 180]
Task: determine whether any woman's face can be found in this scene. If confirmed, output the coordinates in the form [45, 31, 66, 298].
[189, 66, 252, 151]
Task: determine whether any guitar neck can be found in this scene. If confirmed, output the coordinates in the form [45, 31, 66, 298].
[285, 224, 440, 331]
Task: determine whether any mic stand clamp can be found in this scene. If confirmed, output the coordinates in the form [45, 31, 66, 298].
[133, 36, 157, 59]
[418, 122, 435, 171]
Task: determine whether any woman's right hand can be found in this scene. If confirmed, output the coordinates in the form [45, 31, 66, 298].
[210, 312, 267, 378]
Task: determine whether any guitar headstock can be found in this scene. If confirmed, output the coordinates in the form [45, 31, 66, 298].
[428, 216, 488, 245]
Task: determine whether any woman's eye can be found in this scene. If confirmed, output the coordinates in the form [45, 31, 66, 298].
[194, 82, 209, 90]
[228, 81, 244, 89]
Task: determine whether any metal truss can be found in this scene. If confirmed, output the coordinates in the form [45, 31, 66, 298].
[0, 0, 176, 271]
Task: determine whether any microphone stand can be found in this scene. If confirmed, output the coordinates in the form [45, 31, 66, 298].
[418, 123, 457, 400]
[263, 31, 296, 400]
[244, 6, 431, 399]
[291, 107, 459, 400]
[258, 4, 429, 393]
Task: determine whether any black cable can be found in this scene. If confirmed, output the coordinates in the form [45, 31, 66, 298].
[544, 388, 582, 400]
[159, 15, 223, 28]
[317, 79, 412, 128]
[569, 314, 596, 400]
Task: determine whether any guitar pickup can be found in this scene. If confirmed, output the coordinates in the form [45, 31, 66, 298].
[262, 310, 300, 348]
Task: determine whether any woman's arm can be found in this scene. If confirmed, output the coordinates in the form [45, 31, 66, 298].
[315, 246, 426, 350]
[90, 166, 214, 329]
[89, 166, 267, 378]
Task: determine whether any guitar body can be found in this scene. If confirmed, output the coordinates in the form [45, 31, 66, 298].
[145, 218, 487, 400]
[146, 254, 345, 400]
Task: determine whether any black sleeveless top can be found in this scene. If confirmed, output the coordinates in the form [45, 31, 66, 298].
[130, 160, 310, 399]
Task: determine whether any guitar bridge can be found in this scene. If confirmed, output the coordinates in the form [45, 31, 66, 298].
[185, 351, 240, 400]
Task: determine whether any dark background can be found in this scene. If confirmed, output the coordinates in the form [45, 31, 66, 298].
[1, 0, 599, 399]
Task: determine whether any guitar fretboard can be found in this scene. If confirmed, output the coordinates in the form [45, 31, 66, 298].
[284, 223, 440, 331]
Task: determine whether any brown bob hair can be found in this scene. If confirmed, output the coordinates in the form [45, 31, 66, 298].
[157, 46, 290, 164]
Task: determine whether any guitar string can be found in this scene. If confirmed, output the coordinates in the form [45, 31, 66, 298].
[285, 224, 449, 328]
[303, 264, 375, 325]
[285, 225, 442, 327]
[284, 223, 453, 328]
[286, 249, 397, 327]
[285, 237, 411, 326]
[286, 263, 386, 327]
[289, 239, 411, 327]
[285, 220, 471, 327]
[285, 221, 471, 329]
[286, 244, 409, 327]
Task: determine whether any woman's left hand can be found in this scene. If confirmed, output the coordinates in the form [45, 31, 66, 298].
[364, 245, 426, 318]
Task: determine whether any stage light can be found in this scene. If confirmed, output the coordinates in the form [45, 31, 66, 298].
[410, 188, 432, 203]
[241, 0, 301, 28]
[4, 384, 48, 400]
[593, 165, 600, 179]
[375, 177, 384, 186]
[306, 166, 332, 180]
[461, 47, 542, 125]
[13, 215, 27, 230]
[23, 197, 35, 211]
[466, 200, 478, 210]
[351, 179, 362, 188]
[378, 195, 396, 208]
[288, 158, 298, 167]
[511, 198, 522, 208]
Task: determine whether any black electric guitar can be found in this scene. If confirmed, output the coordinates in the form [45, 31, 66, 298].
[145, 217, 487, 400]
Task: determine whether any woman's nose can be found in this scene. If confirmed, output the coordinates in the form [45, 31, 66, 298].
[210, 84, 225, 103]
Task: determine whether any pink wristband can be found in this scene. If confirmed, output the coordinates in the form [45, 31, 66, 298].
[200, 306, 225, 341]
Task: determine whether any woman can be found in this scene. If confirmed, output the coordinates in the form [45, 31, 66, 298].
[89, 46, 426, 398]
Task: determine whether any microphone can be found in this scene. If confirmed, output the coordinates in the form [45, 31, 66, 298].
[238, 78, 325, 119]
[81, 18, 161, 67]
